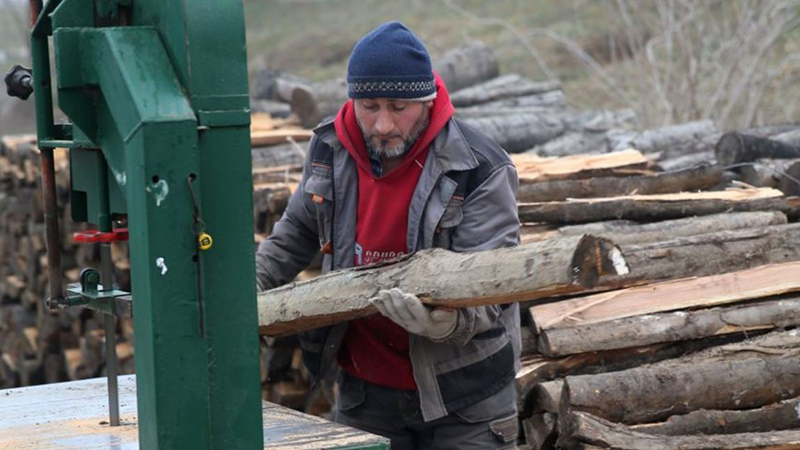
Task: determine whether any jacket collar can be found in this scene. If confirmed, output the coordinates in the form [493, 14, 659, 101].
[313, 117, 478, 173]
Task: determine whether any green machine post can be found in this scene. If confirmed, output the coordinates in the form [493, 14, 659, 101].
[25, 0, 264, 448]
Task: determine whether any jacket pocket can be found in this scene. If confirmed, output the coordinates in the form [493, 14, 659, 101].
[304, 173, 333, 249]
[336, 372, 366, 412]
[432, 198, 464, 248]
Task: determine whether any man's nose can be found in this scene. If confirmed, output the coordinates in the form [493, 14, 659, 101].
[375, 110, 394, 135]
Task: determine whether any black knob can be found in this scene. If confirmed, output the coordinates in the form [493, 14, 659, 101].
[4, 64, 33, 100]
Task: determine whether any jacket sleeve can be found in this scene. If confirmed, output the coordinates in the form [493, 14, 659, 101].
[439, 162, 520, 346]
[255, 140, 323, 291]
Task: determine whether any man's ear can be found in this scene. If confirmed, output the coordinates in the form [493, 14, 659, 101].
[424, 100, 434, 108]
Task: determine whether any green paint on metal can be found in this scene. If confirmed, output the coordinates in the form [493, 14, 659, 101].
[34, 1, 264, 448]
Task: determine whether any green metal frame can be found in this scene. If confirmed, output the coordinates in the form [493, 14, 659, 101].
[30, 0, 263, 448]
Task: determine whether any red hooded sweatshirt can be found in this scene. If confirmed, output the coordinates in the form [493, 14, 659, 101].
[334, 73, 454, 390]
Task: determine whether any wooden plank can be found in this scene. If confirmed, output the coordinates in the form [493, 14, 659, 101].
[258, 235, 627, 336]
[512, 149, 649, 183]
[251, 129, 313, 147]
[530, 261, 800, 333]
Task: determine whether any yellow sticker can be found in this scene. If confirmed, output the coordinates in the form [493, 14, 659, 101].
[198, 232, 213, 251]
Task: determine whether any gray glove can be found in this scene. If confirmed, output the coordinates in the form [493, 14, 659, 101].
[369, 288, 458, 341]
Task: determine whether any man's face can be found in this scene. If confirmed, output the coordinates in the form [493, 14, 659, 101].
[354, 98, 431, 158]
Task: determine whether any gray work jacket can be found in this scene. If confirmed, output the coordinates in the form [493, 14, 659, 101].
[256, 116, 521, 422]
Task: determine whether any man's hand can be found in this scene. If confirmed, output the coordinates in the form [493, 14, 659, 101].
[369, 288, 458, 341]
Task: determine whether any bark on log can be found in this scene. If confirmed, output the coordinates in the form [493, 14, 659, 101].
[539, 294, 800, 356]
[632, 396, 800, 436]
[530, 260, 800, 332]
[258, 235, 627, 336]
[462, 114, 565, 153]
[251, 143, 306, 168]
[716, 132, 800, 168]
[517, 163, 722, 202]
[656, 150, 715, 171]
[518, 188, 800, 224]
[739, 158, 800, 188]
[777, 160, 800, 197]
[460, 90, 568, 112]
[561, 330, 800, 424]
[557, 211, 787, 245]
[449, 74, 560, 107]
[531, 379, 564, 414]
[522, 413, 557, 449]
[454, 106, 564, 120]
[607, 221, 800, 285]
[530, 131, 610, 157]
[613, 119, 718, 154]
[560, 411, 800, 450]
[432, 41, 499, 93]
[290, 78, 349, 128]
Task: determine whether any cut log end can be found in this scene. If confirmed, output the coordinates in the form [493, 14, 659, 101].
[715, 132, 746, 168]
[572, 236, 627, 287]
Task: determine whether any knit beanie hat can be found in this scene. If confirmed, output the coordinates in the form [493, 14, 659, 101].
[347, 21, 437, 101]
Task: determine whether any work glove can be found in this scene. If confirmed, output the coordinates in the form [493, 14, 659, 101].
[369, 288, 458, 341]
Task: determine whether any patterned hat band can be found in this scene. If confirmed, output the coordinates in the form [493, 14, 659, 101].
[348, 79, 437, 100]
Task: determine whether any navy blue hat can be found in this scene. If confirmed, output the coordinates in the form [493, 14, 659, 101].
[347, 21, 436, 100]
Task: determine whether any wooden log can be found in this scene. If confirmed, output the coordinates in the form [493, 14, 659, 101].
[633, 396, 800, 436]
[513, 149, 650, 184]
[738, 157, 800, 189]
[560, 330, 800, 424]
[517, 163, 722, 202]
[656, 150, 715, 172]
[560, 411, 800, 450]
[531, 379, 564, 414]
[777, 160, 800, 197]
[454, 106, 565, 119]
[517, 335, 746, 417]
[432, 41, 499, 93]
[532, 261, 800, 332]
[557, 211, 786, 245]
[251, 143, 305, 169]
[606, 221, 800, 285]
[522, 413, 557, 449]
[540, 294, 800, 356]
[258, 235, 627, 336]
[461, 114, 565, 153]
[530, 130, 609, 157]
[616, 119, 718, 154]
[449, 74, 560, 107]
[290, 78, 349, 128]
[518, 187, 800, 224]
[716, 132, 800, 167]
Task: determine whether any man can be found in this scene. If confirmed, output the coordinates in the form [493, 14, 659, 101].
[256, 21, 521, 449]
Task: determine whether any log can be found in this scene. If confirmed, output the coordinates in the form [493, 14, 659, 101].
[522, 413, 557, 449]
[656, 150, 715, 171]
[539, 294, 800, 356]
[258, 235, 627, 336]
[738, 158, 800, 188]
[715, 132, 800, 167]
[449, 74, 560, 107]
[516, 163, 722, 202]
[606, 221, 800, 284]
[560, 330, 800, 424]
[531, 379, 564, 414]
[614, 119, 719, 154]
[633, 396, 800, 436]
[290, 78, 349, 128]
[560, 411, 800, 450]
[461, 114, 565, 153]
[557, 211, 787, 245]
[517, 335, 745, 417]
[432, 41, 499, 93]
[453, 106, 565, 119]
[777, 160, 800, 197]
[530, 130, 610, 157]
[251, 143, 306, 168]
[512, 149, 650, 184]
[530, 260, 800, 332]
[518, 187, 800, 224]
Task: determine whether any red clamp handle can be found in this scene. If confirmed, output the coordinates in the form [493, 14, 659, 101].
[73, 228, 129, 244]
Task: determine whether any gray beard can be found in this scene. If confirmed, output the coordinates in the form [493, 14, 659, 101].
[359, 110, 430, 159]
